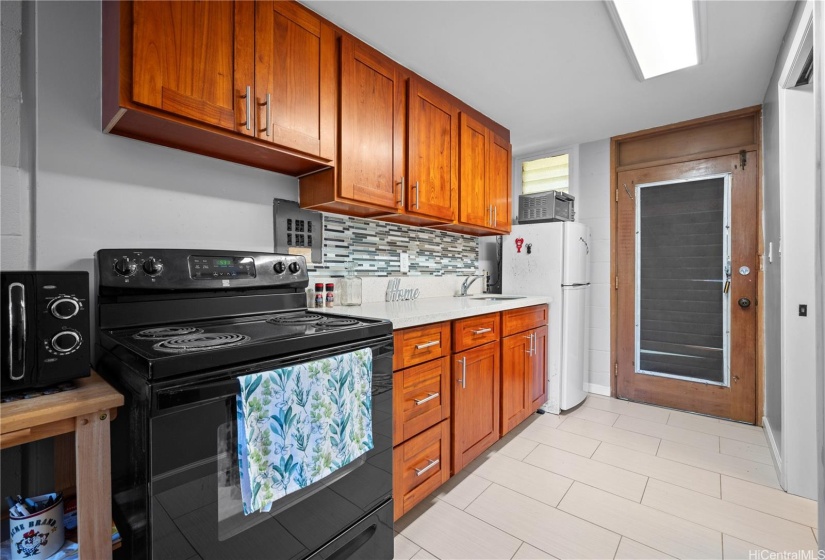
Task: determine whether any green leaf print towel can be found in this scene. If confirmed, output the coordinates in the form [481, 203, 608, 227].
[236, 349, 373, 515]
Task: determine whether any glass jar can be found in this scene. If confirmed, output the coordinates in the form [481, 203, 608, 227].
[339, 263, 362, 306]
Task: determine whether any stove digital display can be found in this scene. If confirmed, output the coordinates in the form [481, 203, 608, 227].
[189, 256, 257, 280]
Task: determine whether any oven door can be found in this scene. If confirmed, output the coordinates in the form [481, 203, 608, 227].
[146, 336, 393, 560]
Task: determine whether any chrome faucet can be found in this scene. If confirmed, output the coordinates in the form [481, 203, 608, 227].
[460, 274, 486, 297]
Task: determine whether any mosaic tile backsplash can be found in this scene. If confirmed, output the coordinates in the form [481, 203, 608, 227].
[307, 214, 479, 276]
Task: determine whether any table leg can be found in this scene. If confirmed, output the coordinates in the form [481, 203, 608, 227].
[75, 410, 113, 559]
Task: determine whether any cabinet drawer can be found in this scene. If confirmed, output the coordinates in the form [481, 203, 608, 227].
[452, 313, 500, 352]
[393, 420, 450, 521]
[393, 322, 451, 370]
[393, 357, 450, 445]
[502, 304, 548, 336]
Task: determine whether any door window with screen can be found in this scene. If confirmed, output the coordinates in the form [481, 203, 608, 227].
[635, 175, 731, 386]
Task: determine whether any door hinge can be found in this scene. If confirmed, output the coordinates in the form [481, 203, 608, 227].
[615, 276, 619, 290]
[615, 188, 619, 203]
[739, 150, 747, 170]
[614, 362, 618, 377]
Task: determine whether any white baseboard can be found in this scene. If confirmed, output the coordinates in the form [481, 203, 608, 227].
[584, 383, 611, 397]
[762, 416, 786, 489]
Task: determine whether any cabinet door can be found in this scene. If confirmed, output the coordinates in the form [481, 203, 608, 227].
[530, 326, 549, 411]
[339, 37, 405, 211]
[255, 1, 335, 159]
[458, 113, 490, 228]
[452, 342, 500, 474]
[408, 79, 457, 221]
[501, 333, 531, 436]
[489, 132, 512, 233]
[132, 1, 254, 134]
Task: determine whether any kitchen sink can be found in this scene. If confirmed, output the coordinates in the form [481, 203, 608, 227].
[471, 295, 526, 301]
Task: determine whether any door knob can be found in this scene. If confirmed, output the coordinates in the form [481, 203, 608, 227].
[738, 297, 751, 308]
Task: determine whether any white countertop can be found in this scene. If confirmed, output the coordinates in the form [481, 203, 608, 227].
[319, 295, 552, 329]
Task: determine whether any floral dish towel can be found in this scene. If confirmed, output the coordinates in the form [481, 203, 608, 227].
[236, 349, 373, 515]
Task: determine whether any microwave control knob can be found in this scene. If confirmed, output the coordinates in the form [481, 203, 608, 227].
[49, 297, 80, 320]
[142, 257, 163, 276]
[273, 261, 286, 274]
[51, 330, 81, 354]
[288, 261, 301, 274]
[114, 257, 137, 277]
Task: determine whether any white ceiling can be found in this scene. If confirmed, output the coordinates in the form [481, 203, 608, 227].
[305, 1, 796, 154]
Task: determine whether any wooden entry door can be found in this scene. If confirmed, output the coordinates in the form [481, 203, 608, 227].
[616, 153, 758, 423]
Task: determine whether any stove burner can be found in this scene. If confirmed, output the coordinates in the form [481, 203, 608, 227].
[314, 318, 361, 329]
[154, 333, 250, 353]
[266, 314, 325, 326]
[134, 327, 204, 339]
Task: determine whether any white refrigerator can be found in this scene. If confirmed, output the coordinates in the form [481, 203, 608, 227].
[502, 222, 591, 413]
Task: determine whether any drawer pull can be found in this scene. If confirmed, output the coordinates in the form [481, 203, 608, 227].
[415, 340, 440, 350]
[413, 392, 439, 405]
[471, 327, 492, 335]
[414, 458, 440, 477]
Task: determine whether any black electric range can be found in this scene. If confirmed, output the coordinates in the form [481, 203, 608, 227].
[94, 249, 394, 560]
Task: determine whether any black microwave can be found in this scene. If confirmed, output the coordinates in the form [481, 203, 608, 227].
[1, 271, 91, 394]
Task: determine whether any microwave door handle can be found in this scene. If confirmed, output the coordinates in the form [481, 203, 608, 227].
[8, 283, 26, 381]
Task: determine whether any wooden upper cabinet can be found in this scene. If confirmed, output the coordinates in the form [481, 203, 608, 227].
[131, 1, 253, 134]
[458, 114, 489, 228]
[407, 78, 458, 222]
[453, 114, 512, 234]
[489, 132, 512, 233]
[104, 0, 334, 176]
[298, 36, 406, 217]
[254, 1, 334, 160]
[339, 37, 404, 211]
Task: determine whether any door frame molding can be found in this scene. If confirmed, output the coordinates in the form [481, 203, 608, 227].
[609, 106, 764, 423]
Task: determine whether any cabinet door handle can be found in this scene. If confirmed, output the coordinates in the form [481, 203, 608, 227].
[471, 328, 492, 335]
[488, 205, 492, 226]
[261, 93, 272, 137]
[493, 205, 498, 227]
[414, 458, 440, 477]
[240, 85, 252, 131]
[531, 333, 537, 356]
[397, 177, 405, 207]
[415, 340, 440, 350]
[413, 392, 439, 405]
[413, 181, 420, 209]
[524, 334, 533, 356]
[8, 283, 26, 381]
[458, 357, 467, 388]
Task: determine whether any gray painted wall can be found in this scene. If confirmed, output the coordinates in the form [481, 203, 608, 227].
[1, 0, 32, 270]
[576, 140, 612, 393]
[762, 0, 810, 461]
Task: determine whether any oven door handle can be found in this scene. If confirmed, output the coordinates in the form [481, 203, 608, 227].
[156, 378, 243, 410]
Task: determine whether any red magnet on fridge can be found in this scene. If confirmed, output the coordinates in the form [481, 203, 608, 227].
[515, 238, 524, 253]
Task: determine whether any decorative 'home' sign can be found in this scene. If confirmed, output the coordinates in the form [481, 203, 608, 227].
[385, 279, 420, 302]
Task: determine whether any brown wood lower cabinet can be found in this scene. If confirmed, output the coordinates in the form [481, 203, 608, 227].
[393, 420, 450, 520]
[501, 325, 549, 436]
[452, 341, 500, 474]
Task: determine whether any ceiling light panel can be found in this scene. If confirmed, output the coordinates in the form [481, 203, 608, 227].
[611, 0, 699, 79]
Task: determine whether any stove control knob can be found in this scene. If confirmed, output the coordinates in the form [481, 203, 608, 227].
[114, 258, 137, 277]
[51, 330, 81, 354]
[49, 297, 80, 320]
[143, 257, 164, 276]
[288, 261, 301, 274]
[273, 261, 286, 274]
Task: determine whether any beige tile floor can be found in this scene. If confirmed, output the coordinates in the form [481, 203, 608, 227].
[394, 394, 820, 560]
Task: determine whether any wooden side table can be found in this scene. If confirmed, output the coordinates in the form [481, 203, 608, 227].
[1, 371, 124, 559]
